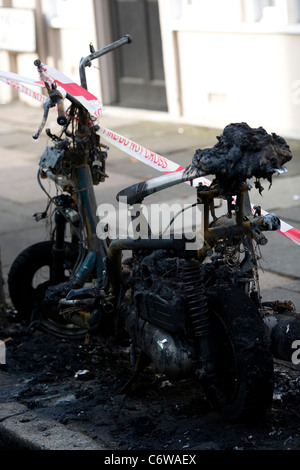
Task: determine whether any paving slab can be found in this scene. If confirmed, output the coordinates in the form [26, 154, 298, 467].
[0, 402, 104, 450]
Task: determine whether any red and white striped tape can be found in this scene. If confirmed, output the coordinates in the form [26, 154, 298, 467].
[0, 70, 47, 103]
[0, 67, 103, 118]
[1, 67, 299, 246]
[0, 70, 44, 88]
[35, 63, 103, 118]
[98, 126, 211, 186]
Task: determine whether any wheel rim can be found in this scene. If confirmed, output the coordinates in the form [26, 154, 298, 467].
[36, 284, 88, 339]
[33, 260, 88, 340]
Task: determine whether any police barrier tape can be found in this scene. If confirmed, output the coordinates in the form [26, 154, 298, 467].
[35, 62, 103, 118]
[97, 126, 211, 187]
[0, 71, 47, 104]
[0, 67, 103, 118]
[0, 68, 299, 246]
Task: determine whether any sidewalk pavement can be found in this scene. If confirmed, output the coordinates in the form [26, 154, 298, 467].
[0, 101, 299, 310]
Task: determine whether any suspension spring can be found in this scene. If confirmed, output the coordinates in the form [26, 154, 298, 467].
[182, 260, 211, 338]
[224, 243, 240, 267]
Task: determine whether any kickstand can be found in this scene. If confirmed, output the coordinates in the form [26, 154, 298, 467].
[121, 350, 151, 394]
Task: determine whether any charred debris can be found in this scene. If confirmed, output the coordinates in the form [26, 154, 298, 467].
[185, 122, 292, 196]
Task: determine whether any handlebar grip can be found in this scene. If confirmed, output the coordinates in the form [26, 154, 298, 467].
[124, 34, 132, 44]
[56, 99, 67, 126]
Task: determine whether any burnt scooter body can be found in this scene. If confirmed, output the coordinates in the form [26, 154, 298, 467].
[8, 38, 299, 421]
[108, 123, 296, 419]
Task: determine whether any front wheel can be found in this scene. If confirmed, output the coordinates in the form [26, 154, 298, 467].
[203, 285, 274, 421]
[8, 241, 87, 339]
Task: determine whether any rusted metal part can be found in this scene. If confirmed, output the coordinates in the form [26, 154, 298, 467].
[204, 213, 280, 246]
[196, 180, 280, 262]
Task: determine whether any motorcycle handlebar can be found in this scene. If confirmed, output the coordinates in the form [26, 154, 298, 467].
[48, 87, 67, 126]
[33, 35, 132, 138]
[56, 99, 67, 126]
[79, 34, 132, 89]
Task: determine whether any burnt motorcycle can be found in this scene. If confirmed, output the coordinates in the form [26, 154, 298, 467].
[8, 36, 294, 420]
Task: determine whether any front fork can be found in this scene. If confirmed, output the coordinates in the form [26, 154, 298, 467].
[51, 207, 68, 284]
[73, 162, 107, 285]
[50, 164, 108, 291]
[50, 193, 81, 284]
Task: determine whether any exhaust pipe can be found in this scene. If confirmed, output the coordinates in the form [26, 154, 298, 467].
[263, 308, 300, 363]
[125, 311, 194, 379]
[125, 303, 300, 375]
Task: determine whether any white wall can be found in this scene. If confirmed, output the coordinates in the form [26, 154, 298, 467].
[0, 0, 101, 106]
[42, 0, 99, 89]
[177, 30, 300, 138]
[2, 0, 300, 139]
[0, 0, 37, 104]
[159, 0, 300, 139]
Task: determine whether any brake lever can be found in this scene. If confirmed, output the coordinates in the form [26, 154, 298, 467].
[33, 59, 67, 139]
[48, 84, 68, 126]
[32, 84, 67, 140]
[32, 98, 51, 140]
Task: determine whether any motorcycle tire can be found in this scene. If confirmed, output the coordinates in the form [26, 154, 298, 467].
[203, 284, 274, 421]
[8, 240, 87, 339]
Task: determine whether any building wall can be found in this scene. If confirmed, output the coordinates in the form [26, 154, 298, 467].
[158, 0, 300, 138]
[2, 0, 300, 139]
[176, 29, 300, 138]
[0, 0, 101, 106]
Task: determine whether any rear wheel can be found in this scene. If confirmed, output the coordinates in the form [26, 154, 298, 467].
[8, 241, 87, 339]
[203, 284, 274, 421]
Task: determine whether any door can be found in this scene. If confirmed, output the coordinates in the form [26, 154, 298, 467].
[110, 0, 167, 111]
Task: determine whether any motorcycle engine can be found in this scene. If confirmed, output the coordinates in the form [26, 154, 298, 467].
[126, 250, 191, 336]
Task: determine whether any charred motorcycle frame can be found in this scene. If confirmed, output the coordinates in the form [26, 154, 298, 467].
[8, 36, 297, 421]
